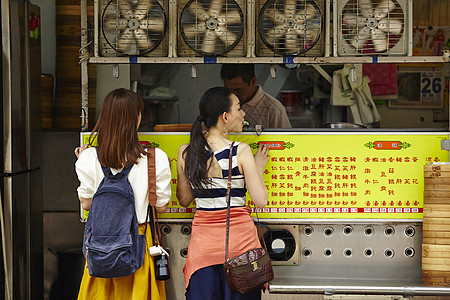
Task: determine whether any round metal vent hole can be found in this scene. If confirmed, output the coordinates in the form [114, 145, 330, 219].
[302, 248, 312, 258]
[180, 247, 188, 258]
[364, 226, 374, 236]
[364, 247, 374, 258]
[323, 248, 332, 257]
[404, 247, 415, 258]
[160, 225, 171, 235]
[384, 248, 395, 258]
[405, 226, 415, 237]
[384, 226, 395, 236]
[343, 248, 353, 258]
[303, 226, 314, 236]
[343, 225, 353, 235]
[181, 224, 191, 235]
[324, 227, 334, 236]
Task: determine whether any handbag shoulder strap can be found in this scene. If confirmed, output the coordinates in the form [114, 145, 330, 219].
[225, 144, 268, 261]
[225, 142, 235, 261]
[147, 147, 163, 246]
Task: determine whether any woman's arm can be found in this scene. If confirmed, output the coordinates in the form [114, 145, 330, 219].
[75, 149, 96, 211]
[239, 143, 270, 208]
[154, 148, 172, 214]
[176, 144, 194, 207]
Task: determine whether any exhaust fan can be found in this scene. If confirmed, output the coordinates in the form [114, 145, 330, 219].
[178, 0, 246, 56]
[334, 0, 412, 56]
[100, 0, 168, 56]
[256, 0, 324, 57]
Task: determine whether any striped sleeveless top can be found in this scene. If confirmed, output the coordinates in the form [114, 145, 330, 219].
[193, 142, 247, 210]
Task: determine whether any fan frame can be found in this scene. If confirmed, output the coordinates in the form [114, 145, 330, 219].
[333, 0, 413, 57]
[255, 0, 325, 57]
[98, 0, 169, 57]
[176, 0, 248, 57]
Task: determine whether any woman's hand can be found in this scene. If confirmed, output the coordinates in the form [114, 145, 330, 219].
[155, 204, 168, 214]
[254, 144, 270, 172]
[239, 143, 268, 208]
[74, 144, 88, 158]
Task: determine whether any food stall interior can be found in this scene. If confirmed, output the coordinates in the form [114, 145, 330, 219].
[132, 63, 449, 131]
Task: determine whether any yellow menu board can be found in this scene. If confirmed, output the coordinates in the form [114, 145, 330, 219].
[81, 132, 450, 220]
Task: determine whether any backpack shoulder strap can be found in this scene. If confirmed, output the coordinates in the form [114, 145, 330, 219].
[96, 146, 133, 177]
[120, 165, 133, 176]
[101, 166, 110, 176]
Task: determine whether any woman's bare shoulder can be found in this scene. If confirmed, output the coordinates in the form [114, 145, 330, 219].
[178, 143, 189, 153]
[177, 144, 190, 161]
[237, 142, 251, 153]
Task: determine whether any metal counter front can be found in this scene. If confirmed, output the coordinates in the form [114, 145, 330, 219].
[81, 131, 450, 299]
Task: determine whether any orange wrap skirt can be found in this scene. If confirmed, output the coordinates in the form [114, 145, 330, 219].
[77, 223, 166, 300]
[183, 206, 261, 292]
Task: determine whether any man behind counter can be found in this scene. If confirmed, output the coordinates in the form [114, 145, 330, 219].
[220, 64, 291, 129]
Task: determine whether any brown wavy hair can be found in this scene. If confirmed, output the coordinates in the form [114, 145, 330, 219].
[88, 88, 145, 169]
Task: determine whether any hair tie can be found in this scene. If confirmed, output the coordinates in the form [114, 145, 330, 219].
[197, 115, 205, 122]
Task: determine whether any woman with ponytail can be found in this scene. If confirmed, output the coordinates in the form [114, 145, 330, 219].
[176, 87, 270, 299]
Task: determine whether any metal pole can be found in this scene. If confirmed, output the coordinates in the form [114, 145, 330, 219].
[80, 0, 89, 131]
[1, 0, 13, 297]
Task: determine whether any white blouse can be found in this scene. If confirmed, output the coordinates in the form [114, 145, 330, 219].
[75, 147, 171, 224]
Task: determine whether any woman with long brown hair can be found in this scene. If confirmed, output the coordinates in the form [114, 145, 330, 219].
[75, 88, 170, 299]
[177, 86, 270, 299]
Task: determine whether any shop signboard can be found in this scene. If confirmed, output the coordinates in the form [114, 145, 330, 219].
[80, 132, 450, 220]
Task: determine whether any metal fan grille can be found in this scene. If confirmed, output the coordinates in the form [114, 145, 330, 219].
[180, 0, 244, 56]
[101, 0, 166, 56]
[339, 0, 406, 55]
[258, 0, 322, 56]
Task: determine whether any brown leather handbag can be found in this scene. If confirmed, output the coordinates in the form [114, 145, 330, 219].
[223, 143, 274, 294]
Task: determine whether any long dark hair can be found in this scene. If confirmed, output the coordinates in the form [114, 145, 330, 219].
[184, 87, 233, 189]
[89, 88, 146, 169]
